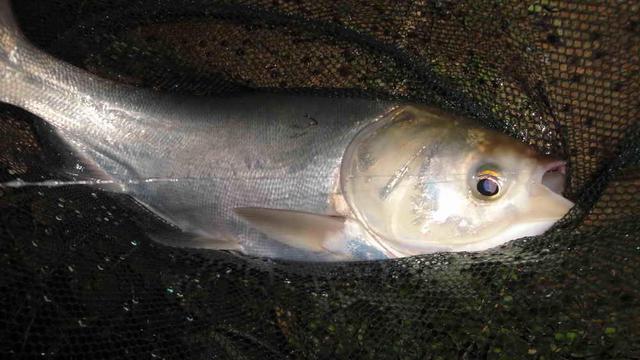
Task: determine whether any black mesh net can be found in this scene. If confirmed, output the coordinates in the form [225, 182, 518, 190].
[1, 0, 639, 358]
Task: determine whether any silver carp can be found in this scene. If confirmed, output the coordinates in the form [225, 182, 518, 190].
[0, 1, 573, 261]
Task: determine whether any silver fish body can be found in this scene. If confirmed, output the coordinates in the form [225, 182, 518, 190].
[0, 1, 395, 260]
[0, 1, 573, 261]
[92, 95, 393, 260]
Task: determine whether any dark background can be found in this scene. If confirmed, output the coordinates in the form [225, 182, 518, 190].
[1, 0, 639, 358]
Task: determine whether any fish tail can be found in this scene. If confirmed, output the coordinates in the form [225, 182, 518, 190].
[0, 0, 94, 131]
[0, 0, 32, 107]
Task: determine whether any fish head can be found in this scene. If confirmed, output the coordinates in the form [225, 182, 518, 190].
[341, 105, 574, 256]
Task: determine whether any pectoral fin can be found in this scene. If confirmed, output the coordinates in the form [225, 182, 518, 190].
[234, 207, 347, 253]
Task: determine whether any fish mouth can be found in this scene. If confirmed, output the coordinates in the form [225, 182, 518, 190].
[540, 160, 567, 195]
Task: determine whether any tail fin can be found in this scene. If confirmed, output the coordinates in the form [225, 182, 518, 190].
[0, 0, 18, 32]
[0, 0, 105, 131]
[0, 0, 31, 107]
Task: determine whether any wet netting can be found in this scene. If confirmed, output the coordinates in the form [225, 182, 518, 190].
[1, 0, 639, 358]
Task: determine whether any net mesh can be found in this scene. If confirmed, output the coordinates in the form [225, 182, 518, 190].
[1, 0, 639, 358]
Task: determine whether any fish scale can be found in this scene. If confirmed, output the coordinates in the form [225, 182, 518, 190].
[0, 0, 573, 261]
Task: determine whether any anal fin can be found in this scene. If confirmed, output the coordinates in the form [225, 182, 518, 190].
[124, 196, 243, 252]
[147, 230, 243, 251]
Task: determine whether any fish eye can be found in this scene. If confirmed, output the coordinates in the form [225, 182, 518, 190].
[473, 168, 503, 200]
[477, 177, 500, 196]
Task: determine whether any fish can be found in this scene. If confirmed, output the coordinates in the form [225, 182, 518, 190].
[0, 1, 574, 261]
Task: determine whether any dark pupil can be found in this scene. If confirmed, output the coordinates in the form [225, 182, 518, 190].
[477, 178, 499, 196]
